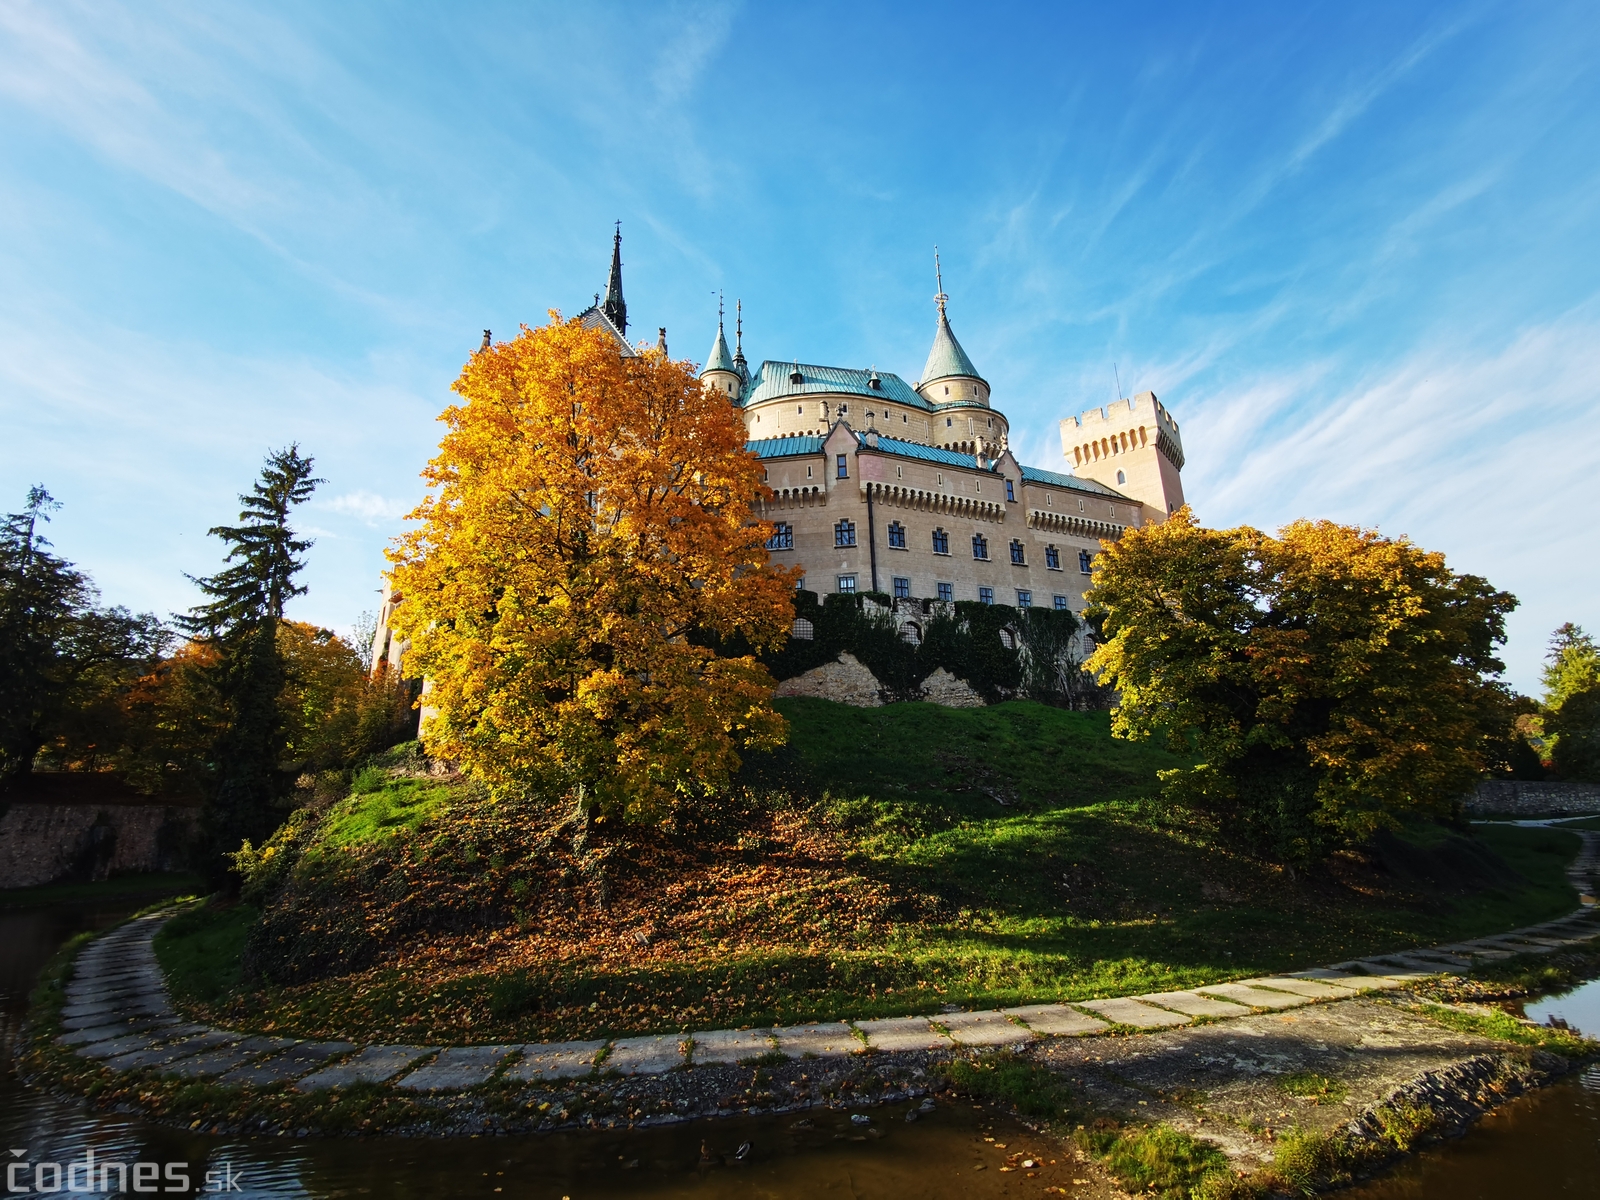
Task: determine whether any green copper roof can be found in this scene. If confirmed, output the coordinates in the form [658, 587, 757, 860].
[747, 436, 824, 458]
[920, 308, 983, 386]
[863, 435, 994, 471]
[1019, 464, 1125, 498]
[743, 361, 926, 409]
[704, 323, 736, 374]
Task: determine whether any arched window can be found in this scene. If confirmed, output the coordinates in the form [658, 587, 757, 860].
[1117, 470, 1126, 485]
[887, 521, 906, 549]
[834, 520, 856, 547]
[932, 528, 950, 555]
[972, 533, 989, 560]
[900, 621, 921, 644]
[791, 617, 815, 640]
[999, 628, 1016, 648]
[1009, 539, 1026, 565]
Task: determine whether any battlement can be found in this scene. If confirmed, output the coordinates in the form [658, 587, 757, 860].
[1062, 391, 1184, 471]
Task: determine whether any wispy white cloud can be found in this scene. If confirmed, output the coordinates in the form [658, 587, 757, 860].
[1180, 308, 1600, 692]
[323, 491, 412, 525]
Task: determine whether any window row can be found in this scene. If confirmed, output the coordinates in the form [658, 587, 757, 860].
[768, 522, 1096, 574]
[832, 575, 1074, 609]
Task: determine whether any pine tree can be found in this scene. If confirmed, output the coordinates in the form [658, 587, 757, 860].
[181, 446, 321, 888]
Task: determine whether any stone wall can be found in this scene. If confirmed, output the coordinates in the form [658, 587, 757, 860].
[1464, 780, 1600, 817]
[773, 652, 885, 707]
[0, 801, 198, 889]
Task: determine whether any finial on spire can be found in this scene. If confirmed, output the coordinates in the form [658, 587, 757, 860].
[735, 299, 743, 354]
[933, 246, 948, 316]
[603, 223, 627, 333]
[718, 290, 725, 329]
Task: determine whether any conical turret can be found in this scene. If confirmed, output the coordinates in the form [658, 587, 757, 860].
[702, 294, 741, 400]
[916, 249, 988, 405]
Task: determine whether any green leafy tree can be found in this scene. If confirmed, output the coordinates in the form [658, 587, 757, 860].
[0, 487, 167, 790]
[1542, 623, 1600, 782]
[180, 446, 321, 889]
[1086, 509, 1517, 868]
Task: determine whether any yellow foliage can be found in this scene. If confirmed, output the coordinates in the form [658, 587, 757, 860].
[1086, 508, 1516, 855]
[387, 315, 799, 819]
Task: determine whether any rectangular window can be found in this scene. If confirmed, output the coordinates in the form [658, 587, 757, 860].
[887, 521, 906, 549]
[893, 576, 911, 600]
[1045, 545, 1061, 571]
[1005, 479, 1015, 503]
[837, 574, 857, 594]
[937, 582, 954, 603]
[1079, 549, 1093, 574]
[796, 576, 806, 590]
[932, 528, 950, 555]
[972, 533, 989, 560]
[766, 522, 793, 551]
[1016, 589, 1032, 608]
[836, 454, 848, 479]
[1009, 539, 1025, 565]
[979, 586, 994, 605]
[1053, 594, 1069, 611]
[834, 520, 856, 548]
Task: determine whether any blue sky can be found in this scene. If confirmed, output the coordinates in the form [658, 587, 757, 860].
[2, 1, 1597, 692]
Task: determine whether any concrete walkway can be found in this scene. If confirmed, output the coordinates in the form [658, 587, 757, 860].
[53, 831, 1600, 1096]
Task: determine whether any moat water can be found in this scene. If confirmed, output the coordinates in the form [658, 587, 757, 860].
[3, 900, 1597, 1198]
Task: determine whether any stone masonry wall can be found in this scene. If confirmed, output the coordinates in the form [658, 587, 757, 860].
[1464, 780, 1600, 817]
[0, 802, 198, 889]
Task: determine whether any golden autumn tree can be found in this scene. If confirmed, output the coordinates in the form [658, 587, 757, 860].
[387, 316, 798, 820]
[1085, 508, 1517, 866]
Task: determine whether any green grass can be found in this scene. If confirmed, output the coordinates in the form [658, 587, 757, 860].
[0, 871, 203, 910]
[154, 699, 1593, 1044]
[1075, 1123, 1233, 1200]
[1410, 1001, 1599, 1057]
[153, 902, 256, 1006]
[1278, 1071, 1348, 1104]
[315, 776, 456, 848]
[1551, 814, 1600, 831]
[776, 697, 1184, 810]
[938, 1050, 1075, 1119]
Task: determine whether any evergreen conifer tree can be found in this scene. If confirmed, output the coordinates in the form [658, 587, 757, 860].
[182, 446, 321, 888]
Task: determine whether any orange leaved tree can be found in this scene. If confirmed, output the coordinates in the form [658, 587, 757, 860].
[387, 316, 798, 820]
[1086, 509, 1517, 866]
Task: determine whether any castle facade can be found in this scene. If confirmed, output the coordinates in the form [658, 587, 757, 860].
[372, 233, 1188, 672]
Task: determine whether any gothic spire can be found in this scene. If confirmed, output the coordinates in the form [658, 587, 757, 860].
[733, 298, 749, 387]
[603, 222, 627, 334]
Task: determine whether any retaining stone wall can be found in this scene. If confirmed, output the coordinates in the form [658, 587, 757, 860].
[0, 801, 198, 888]
[1465, 780, 1600, 816]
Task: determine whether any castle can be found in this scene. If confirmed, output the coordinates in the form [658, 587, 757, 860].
[372, 231, 1187, 676]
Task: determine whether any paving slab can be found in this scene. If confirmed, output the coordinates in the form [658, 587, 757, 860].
[60, 1002, 124, 1021]
[394, 1044, 515, 1092]
[855, 1016, 952, 1052]
[772, 1022, 860, 1058]
[1286, 969, 1377, 988]
[1137, 991, 1252, 1019]
[1079, 998, 1193, 1028]
[217, 1041, 354, 1088]
[939, 1010, 1032, 1046]
[78, 1034, 161, 1059]
[56, 1018, 172, 1046]
[1337, 963, 1433, 983]
[1001, 1004, 1112, 1037]
[506, 1040, 604, 1081]
[690, 1028, 776, 1065]
[1236, 977, 1357, 1001]
[1195, 983, 1311, 1011]
[102, 1031, 242, 1071]
[161, 1046, 266, 1079]
[297, 1045, 435, 1090]
[606, 1034, 686, 1075]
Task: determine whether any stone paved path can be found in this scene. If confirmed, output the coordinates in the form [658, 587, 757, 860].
[51, 830, 1600, 1097]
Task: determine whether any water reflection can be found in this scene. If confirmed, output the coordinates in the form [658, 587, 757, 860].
[1525, 975, 1600, 1039]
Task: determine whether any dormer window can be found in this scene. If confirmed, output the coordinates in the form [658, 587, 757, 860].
[789, 367, 803, 384]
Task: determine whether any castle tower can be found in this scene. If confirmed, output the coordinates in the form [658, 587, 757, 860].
[701, 295, 741, 399]
[1061, 391, 1186, 521]
[915, 249, 990, 409]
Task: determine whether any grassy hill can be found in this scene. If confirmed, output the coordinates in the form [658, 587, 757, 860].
[156, 699, 1582, 1046]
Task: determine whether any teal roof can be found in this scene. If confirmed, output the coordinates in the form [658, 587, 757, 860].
[1019, 464, 1124, 498]
[747, 436, 824, 458]
[920, 308, 983, 386]
[703, 323, 735, 374]
[863, 435, 993, 471]
[743, 361, 926, 409]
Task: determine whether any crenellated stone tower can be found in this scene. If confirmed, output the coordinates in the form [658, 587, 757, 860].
[1060, 391, 1186, 521]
